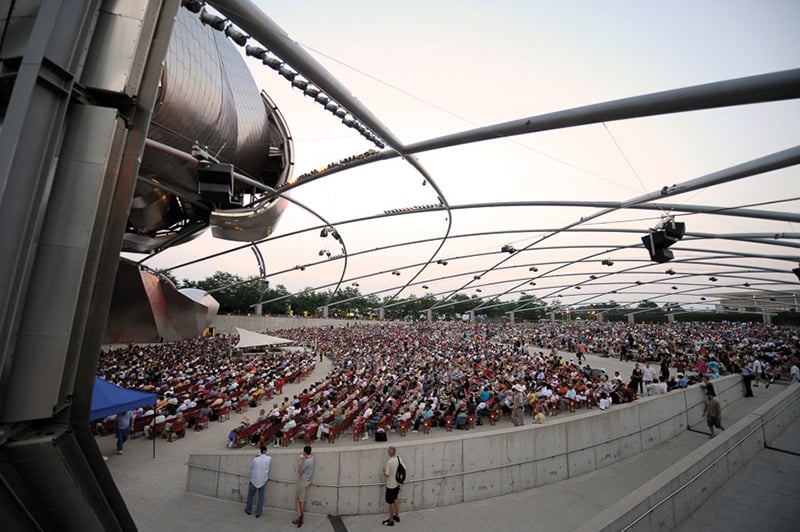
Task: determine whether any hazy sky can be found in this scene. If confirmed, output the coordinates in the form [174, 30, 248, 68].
[145, 0, 800, 311]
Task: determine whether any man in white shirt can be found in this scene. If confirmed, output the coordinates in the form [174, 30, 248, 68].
[245, 446, 271, 518]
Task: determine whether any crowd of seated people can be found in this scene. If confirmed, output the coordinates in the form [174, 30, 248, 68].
[95, 320, 798, 448]
[95, 336, 317, 443]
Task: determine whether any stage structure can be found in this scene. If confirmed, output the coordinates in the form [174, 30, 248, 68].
[0, 1, 292, 529]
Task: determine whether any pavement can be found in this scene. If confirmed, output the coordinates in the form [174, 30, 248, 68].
[101, 349, 797, 532]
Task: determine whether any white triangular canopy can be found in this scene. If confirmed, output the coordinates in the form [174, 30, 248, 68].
[233, 327, 293, 349]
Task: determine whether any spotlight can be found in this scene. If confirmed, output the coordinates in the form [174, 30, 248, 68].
[199, 8, 227, 31]
[476, 289, 482, 293]
[589, 275, 597, 280]
[601, 259, 614, 266]
[352, 282, 359, 287]
[245, 45, 267, 59]
[181, 0, 204, 14]
[575, 286, 581, 290]
[224, 25, 249, 46]
[501, 244, 516, 254]
[392, 271, 400, 276]
[666, 269, 675, 275]
[529, 282, 536, 286]
[636, 281, 642, 285]
[319, 249, 326, 256]
[422, 285, 429, 289]
[700, 297, 706, 301]
[320, 227, 329, 237]
[331, 230, 341, 241]
[529, 266, 538, 272]
[304, 86, 320, 98]
[744, 282, 751, 287]
[262, 56, 282, 70]
[709, 277, 718, 282]
[437, 259, 448, 266]
[474, 275, 481, 280]
[671, 286, 678, 290]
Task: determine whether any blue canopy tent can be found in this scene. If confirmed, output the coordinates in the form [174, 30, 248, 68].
[90, 377, 156, 420]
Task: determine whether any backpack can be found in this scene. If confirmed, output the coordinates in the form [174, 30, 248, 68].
[395, 457, 406, 484]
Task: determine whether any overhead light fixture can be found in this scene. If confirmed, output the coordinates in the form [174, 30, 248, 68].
[700, 297, 706, 301]
[575, 286, 581, 290]
[529, 282, 536, 286]
[351, 282, 359, 287]
[709, 277, 718, 282]
[589, 275, 597, 280]
[744, 282, 751, 287]
[392, 271, 400, 276]
[671, 286, 678, 290]
[245, 45, 267, 59]
[436, 260, 448, 266]
[601, 259, 614, 266]
[474, 275, 481, 280]
[501, 244, 516, 254]
[320, 227, 329, 238]
[636, 280, 642, 285]
[666, 269, 675, 275]
[318, 249, 326, 256]
[476, 289, 482, 293]
[181, 0, 204, 13]
[422, 285, 429, 289]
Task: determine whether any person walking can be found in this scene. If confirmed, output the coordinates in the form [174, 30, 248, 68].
[510, 384, 525, 427]
[293, 445, 315, 527]
[245, 445, 271, 518]
[382, 446, 401, 526]
[703, 394, 724, 438]
[115, 410, 132, 455]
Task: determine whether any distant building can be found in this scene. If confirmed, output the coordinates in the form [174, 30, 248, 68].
[715, 291, 800, 313]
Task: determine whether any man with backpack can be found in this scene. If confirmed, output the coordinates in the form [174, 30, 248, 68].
[382, 446, 405, 526]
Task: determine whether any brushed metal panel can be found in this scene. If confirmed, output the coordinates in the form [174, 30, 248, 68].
[81, 12, 144, 93]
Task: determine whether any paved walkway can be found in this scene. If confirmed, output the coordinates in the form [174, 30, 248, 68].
[102, 350, 794, 531]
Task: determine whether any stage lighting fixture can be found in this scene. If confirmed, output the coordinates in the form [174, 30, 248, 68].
[501, 244, 516, 254]
[320, 227, 329, 237]
[601, 259, 614, 266]
[671, 286, 678, 290]
[589, 275, 597, 280]
[476, 289, 482, 293]
[575, 286, 581, 290]
[666, 269, 675, 275]
[529, 282, 536, 286]
[709, 277, 718, 282]
[422, 285, 429, 289]
[529, 266, 538, 272]
[474, 275, 481, 280]
[700, 297, 706, 301]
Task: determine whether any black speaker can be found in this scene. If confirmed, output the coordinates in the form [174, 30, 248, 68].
[662, 221, 686, 241]
[642, 233, 674, 263]
[198, 162, 235, 206]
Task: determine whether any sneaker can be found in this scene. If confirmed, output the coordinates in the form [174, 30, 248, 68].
[393, 515, 400, 522]
[382, 519, 395, 526]
[411, 430, 418, 433]
[361, 434, 369, 440]
[116, 450, 123, 455]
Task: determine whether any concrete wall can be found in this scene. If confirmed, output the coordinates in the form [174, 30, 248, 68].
[186, 375, 745, 516]
[210, 314, 382, 333]
[575, 381, 800, 532]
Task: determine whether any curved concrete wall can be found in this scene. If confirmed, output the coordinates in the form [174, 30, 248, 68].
[187, 375, 743, 515]
[576, 381, 800, 532]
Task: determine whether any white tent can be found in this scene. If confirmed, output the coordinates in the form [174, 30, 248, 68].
[233, 327, 293, 349]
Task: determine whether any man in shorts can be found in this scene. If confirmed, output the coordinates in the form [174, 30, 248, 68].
[293, 445, 314, 527]
[382, 446, 401, 526]
[703, 394, 724, 438]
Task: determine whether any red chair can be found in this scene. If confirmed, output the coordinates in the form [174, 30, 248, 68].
[422, 417, 432, 434]
[194, 414, 209, 431]
[466, 413, 476, 430]
[352, 419, 366, 442]
[445, 416, 454, 432]
[167, 418, 186, 442]
[398, 418, 411, 437]
[216, 406, 231, 421]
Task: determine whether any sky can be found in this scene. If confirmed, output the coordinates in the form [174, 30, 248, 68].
[141, 0, 800, 312]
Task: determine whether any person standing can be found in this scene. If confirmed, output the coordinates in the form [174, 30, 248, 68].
[245, 445, 271, 518]
[115, 410, 132, 455]
[631, 363, 644, 395]
[703, 394, 724, 438]
[642, 362, 657, 395]
[382, 446, 401, 526]
[510, 384, 525, 427]
[741, 360, 755, 397]
[293, 445, 315, 527]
